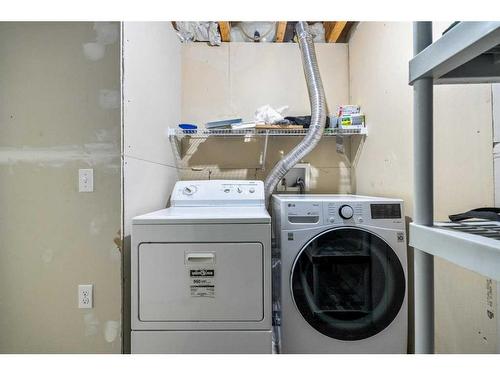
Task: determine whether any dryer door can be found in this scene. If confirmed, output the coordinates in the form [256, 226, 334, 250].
[290, 227, 405, 341]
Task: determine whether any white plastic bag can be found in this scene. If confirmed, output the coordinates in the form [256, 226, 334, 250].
[254, 105, 289, 124]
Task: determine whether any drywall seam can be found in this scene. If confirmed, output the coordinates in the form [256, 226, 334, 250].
[0, 144, 120, 168]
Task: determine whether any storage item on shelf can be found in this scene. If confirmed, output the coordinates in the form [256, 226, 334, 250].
[284, 115, 334, 128]
[339, 113, 365, 129]
[338, 104, 361, 116]
[205, 118, 242, 129]
[255, 105, 289, 124]
[449, 207, 500, 222]
[329, 115, 339, 128]
[178, 123, 198, 133]
[333, 105, 365, 130]
[231, 121, 260, 130]
[255, 124, 303, 130]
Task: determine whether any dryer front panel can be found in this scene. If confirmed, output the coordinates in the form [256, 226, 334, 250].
[138, 242, 264, 322]
[290, 227, 406, 342]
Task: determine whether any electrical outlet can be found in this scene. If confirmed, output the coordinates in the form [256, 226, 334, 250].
[78, 169, 94, 192]
[78, 284, 93, 309]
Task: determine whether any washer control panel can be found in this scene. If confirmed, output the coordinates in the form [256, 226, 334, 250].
[324, 201, 365, 225]
[275, 195, 404, 230]
[171, 180, 264, 206]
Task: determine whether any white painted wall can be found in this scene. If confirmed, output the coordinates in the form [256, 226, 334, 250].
[181, 42, 352, 192]
[123, 22, 181, 235]
[349, 22, 496, 353]
[122, 21, 182, 352]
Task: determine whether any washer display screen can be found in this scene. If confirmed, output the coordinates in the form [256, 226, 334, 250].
[370, 204, 402, 219]
[291, 227, 406, 341]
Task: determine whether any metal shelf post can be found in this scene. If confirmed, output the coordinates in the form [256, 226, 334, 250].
[413, 21, 435, 354]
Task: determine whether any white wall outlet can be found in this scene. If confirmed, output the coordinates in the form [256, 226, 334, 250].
[78, 284, 93, 309]
[78, 168, 94, 192]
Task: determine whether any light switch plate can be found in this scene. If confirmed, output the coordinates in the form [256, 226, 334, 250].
[78, 169, 94, 192]
[78, 284, 93, 309]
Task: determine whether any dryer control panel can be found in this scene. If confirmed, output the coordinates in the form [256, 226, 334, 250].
[171, 180, 265, 207]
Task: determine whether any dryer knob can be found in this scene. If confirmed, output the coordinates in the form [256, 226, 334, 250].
[183, 185, 197, 195]
[339, 205, 354, 220]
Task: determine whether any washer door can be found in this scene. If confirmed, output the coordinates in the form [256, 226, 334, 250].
[291, 227, 405, 341]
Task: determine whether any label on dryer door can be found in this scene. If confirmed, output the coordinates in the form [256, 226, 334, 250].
[189, 268, 216, 298]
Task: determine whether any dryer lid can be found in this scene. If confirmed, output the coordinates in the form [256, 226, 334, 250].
[133, 206, 271, 225]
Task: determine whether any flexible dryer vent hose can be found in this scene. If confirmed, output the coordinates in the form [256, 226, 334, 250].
[264, 21, 327, 205]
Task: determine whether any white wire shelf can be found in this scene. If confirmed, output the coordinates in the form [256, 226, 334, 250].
[167, 127, 367, 138]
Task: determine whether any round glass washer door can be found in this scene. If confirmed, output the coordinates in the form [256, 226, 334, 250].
[291, 227, 405, 341]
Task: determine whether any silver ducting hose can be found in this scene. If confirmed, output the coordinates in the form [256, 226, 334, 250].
[264, 21, 327, 205]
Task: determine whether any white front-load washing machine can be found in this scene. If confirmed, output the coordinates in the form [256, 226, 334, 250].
[273, 194, 407, 354]
[131, 180, 272, 354]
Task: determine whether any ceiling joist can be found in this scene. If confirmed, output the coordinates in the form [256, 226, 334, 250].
[218, 21, 231, 42]
[175, 21, 354, 44]
[324, 21, 349, 43]
[275, 22, 287, 42]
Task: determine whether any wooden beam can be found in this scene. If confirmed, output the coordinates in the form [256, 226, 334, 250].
[275, 22, 287, 42]
[324, 21, 348, 43]
[218, 22, 231, 42]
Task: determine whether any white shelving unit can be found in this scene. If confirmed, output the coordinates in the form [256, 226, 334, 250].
[410, 21, 500, 354]
[167, 127, 367, 138]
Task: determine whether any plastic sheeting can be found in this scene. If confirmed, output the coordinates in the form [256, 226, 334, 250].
[310, 22, 326, 42]
[175, 22, 221, 46]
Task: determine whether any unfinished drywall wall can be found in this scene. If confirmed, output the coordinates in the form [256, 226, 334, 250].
[0, 22, 121, 353]
[180, 42, 352, 193]
[122, 22, 181, 234]
[122, 22, 182, 353]
[349, 22, 497, 353]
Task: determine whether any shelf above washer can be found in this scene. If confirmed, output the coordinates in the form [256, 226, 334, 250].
[167, 127, 367, 138]
[168, 126, 367, 169]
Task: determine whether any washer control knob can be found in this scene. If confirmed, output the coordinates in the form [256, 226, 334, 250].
[249, 188, 255, 193]
[183, 185, 197, 195]
[339, 205, 354, 220]
[237, 187, 243, 193]
[328, 217, 335, 224]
